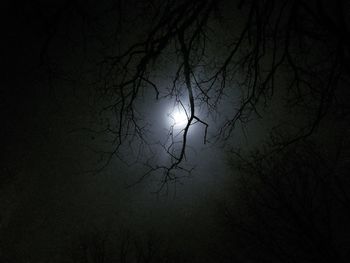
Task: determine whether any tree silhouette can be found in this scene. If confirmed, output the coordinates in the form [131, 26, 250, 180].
[32, 0, 350, 182]
[90, 0, 350, 181]
[70, 227, 189, 263]
[220, 138, 350, 262]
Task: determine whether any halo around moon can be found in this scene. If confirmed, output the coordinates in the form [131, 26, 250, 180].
[168, 106, 188, 128]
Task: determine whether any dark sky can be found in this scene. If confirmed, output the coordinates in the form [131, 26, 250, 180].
[1, 2, 234, 261]
[2, 0, 350, 262]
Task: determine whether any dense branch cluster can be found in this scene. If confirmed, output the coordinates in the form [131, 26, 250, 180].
[92, 0, 349, 181]
[223, 138, 350, 262]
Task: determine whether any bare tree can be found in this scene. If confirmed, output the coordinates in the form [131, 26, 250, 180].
[32, 0, 350, 183]
[220, 138, 350, 263]
[70, 227, 188, 263]
[89, 0, 350, 181]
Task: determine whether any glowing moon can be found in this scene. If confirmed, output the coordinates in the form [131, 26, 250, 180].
[170, 107, 188, 127]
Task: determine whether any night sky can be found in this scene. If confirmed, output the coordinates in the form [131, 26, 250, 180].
[2, 0, 350, 262]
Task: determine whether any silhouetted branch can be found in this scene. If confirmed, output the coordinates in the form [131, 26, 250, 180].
[76, 0, 349, 184]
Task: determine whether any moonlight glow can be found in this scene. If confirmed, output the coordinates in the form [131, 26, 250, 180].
[169, 106, 188, 128]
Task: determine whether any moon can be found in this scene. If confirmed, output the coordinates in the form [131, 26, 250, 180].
[169, 106, 188, 128]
